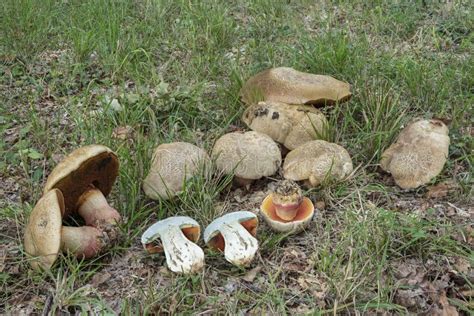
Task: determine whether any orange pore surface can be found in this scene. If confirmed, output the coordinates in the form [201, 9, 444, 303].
[208, 217, 258, 251]
[262, 195, 313, 223]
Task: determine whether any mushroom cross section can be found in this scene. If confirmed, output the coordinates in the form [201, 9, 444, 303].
[141, 216, 204, 274]
[204, 211, 258, 267]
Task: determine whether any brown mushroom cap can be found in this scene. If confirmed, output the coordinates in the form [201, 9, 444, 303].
[24, 189, 64, 270]
[260, 194, 314, 233]
[143, 142, 211, 200]
[380, 119, 450, 189]
[212, 131, 282, 180]
[239, 67, 352, 106]
[242, 101, 328, 150]
[44, 145, 119, 216]
[283, 140, 353, 187]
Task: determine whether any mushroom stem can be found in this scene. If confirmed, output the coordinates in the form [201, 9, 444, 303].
[77, 187, 121, 228]
[219, 221, 258, 266]
[61, 226, 106, 259]
[150, 225, 204, 274]
[233, 177, 254, 188]
[274, 202, 301, 221]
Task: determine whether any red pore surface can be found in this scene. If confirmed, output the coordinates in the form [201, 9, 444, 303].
[262, 195, 313, 222]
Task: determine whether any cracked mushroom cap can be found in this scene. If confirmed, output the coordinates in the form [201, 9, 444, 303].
[380, 119, 450, 189]
[143, 142, 211, 200]
[212, 131, 282, 180]
[24, 189, 64, 270]
[283, 140, 353, 187]
[242, 101, 328, 150]
[239, 67, 352, 106]
[44, 145, 119, 216]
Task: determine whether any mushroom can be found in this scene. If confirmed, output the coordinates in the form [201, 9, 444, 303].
[239, 67, 352, 106]
[141, 216, 204, 274]
[380, 119, 450, 189]
[44, 145, 121, 239]
[242, 101, 328, 150]
[204, 211, 258, 266]
[24, 189, 107, 270]
[143, 142, 211, 200]
[283, 140, 353, 187]
[212, 131, 282, 186]
[260, 180, 315, 233]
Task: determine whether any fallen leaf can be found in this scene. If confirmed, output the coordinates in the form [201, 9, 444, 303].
[91, 272, 111, 287]
[438, 290, 459, 316]
[242, 266, 262, 282]
[112, 126, 134, 140]
[426, 181, 458, 199]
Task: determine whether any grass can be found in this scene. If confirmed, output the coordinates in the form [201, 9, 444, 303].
[1, 0, 473, 314]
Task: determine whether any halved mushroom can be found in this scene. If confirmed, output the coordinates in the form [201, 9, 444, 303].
[212, 131, 281, 186]
[204, 211, 258, 267]
[141, 216, 204, 274]
[283, 140, 353, 187]
[380, 119, 450, 189]
[143, 142, 211, 200]
[242, 101, 328, 150]
[260, 180, 314, 233]
[24, 189, 107, 270]
[44, 145, 121, 240]
[239, 67, 352, 106]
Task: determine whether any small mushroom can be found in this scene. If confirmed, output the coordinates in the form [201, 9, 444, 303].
[283, 140, 353, 187]
[260, 180, 314, 233]
[239, 67, 352, 106]
[141, 216, 204, 274]
[24, 189, 107, 270]
[204, 211, 258, 266]
[242, 101, 328, 150]
[44, 145, 121, 239]
[380, 119, 450, 189]
[143, 142, 211, 200]
[212, 131, 281, 186]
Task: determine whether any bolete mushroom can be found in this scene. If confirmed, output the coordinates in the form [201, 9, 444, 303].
[380, 119, 450, 189]
[24, 189, 107, 270]
[212, 131, 282, 186]
[141, 216, 204, 274]
[44, 145, 121, 239]
[242, 101, 328, 150]
[143, 142, 211, 200]
[283, 140, 353, 187]
[204, 211, 258, 267]
[239, 67, 352, 106]
[260, 180, 314, 233]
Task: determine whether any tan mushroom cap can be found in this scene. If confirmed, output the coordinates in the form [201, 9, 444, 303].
[283, 140, 353, 187]
[24, 189, 64, 270]
[212, 131, 282, 180]
[242, 101, 328, 150]
[260, 194, 314, 233]
[380, 119, 450, 189]
[239, 67, 352, 106]
[44, 145, 119, 216]
[143, 142, 211, 200]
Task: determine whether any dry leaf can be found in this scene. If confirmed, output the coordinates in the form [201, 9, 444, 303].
[242, 266, 262, 282]
[112, 126, 134, 140]
[91, 272, 112, 287]
[426, 181, 458, 199]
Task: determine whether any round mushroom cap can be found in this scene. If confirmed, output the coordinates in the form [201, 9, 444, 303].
[283, 140, 353, 187]
[141, 216, 201, 251]
[239, 67, 352, 106]
[260, 195, 314, 233]
[24, 189, 64, 270]
[380, 119, 450, 189]
[212, 131, 282, 180]
[143, 142, 211, 200]
[204, 211, 258, 250]
[44, 145, 119, 216]
[242, 101, 328, 150]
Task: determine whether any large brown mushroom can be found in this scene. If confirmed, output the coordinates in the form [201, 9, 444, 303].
[24, 189, 107, 270]
[239, 67, 352, 106]
[44, 145, 121, 239]
[212, 131, 282, 186]
[242, 101, 328, 150]
[380, 119, 450, 189]
[283, 140, 353, 187]
[143, 142, 211, 200]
